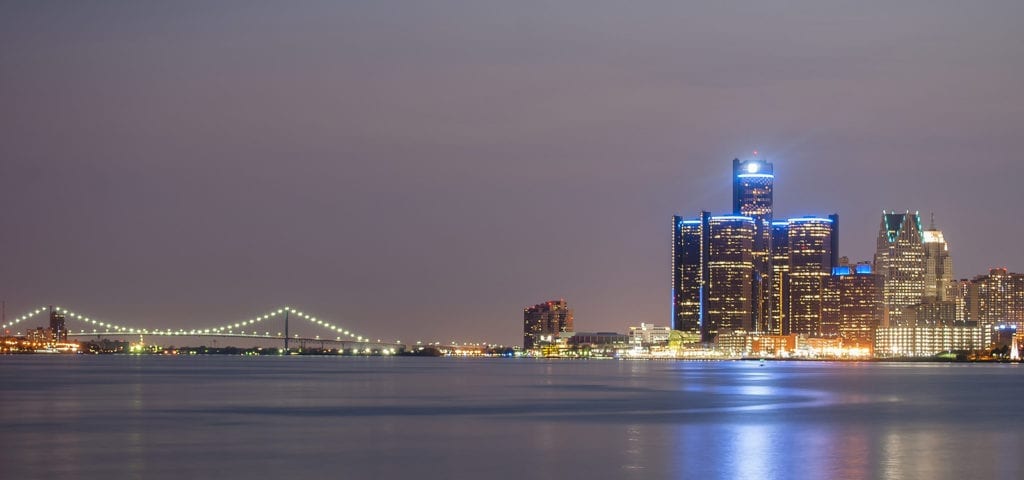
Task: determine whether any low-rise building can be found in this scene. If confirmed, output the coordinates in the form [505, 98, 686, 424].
[875, 325, 983, 357]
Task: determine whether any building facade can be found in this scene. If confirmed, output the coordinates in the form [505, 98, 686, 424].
[523, 300, 574, 349]
[967, 268, 1024, 334]
[874, 211, 925, 325]
[733, 157, 774, 332]
[671, 215, 704, 333]
[875, 326, 983, 357]
[922, 219, 954, 302]
[786, 216, 838, 336]
[821, 261, 885, 344]
[671, 156, 837, 342]
[49, 307, 67, 342]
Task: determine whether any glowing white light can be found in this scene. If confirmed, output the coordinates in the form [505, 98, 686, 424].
[746, 162, 759, 173]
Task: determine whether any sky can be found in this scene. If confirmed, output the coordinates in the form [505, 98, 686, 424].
[2, 1, 1023, 345]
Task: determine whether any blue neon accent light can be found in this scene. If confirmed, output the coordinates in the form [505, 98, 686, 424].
[682, 220, 701, 225]
[832, 266, 852, 276]
[855, 264, 872, 274]
[788, 217, 834, 223]
[771, 221, 789, 226]
[711, 215, 754, 221]
[736, 173, 775, 179]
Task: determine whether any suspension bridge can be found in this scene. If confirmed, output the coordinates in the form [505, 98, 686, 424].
[1, 305, 403, 352]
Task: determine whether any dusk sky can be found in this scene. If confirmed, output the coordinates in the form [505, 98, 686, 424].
[2, 1, 1022, 345]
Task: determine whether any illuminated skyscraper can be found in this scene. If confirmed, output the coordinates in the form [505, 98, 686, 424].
[670, 155, 836, 341]
[671, 212, 757, 340]
[768, 221, 790, 335]
[922, 215, 954, 301]
[786, 216, 838, 336]
[821, 261, 885, 344]
[704, 215, 756, 339]
[671, 214, 705, 333]
[49, 306, 67, 342]
[523, 300, 573, 349]
[732, 156, 773, 332]
[874, 211, 925, 325]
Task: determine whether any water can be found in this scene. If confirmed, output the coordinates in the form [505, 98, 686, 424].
[1, 356, 1021, 479]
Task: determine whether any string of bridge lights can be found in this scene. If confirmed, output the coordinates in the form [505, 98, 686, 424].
[1, 306, 368, 342]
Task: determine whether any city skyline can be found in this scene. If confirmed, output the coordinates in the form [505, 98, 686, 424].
[3, 2, 1023, 346]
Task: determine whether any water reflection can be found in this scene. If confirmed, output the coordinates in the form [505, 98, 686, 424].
[1, 357, 1022, 479]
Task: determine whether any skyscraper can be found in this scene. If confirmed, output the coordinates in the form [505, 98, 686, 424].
[922, 215, 954, 301]
[671, 215, 704, 333]
[49, 306, 67, 342]
[874, 211, 925, 325]
[671, 212, 757, 340]
[704, 215, 756, 339]
[786, 216, 838, 336]
[523, 300, 574, 349]
[671, 155, 837, 341]
[732, 156, 773, 332]
[768, 221, 790, 335]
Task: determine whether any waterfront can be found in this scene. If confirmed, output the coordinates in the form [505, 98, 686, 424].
[1, 357, 1021, 479]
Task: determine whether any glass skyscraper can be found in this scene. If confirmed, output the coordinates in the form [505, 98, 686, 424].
[671, 156, 837, 341]
[786, 216, 838, 336]
[874, 211, 925, 325]
[922, 216, 954, 302]
[732, 157, 773, 333]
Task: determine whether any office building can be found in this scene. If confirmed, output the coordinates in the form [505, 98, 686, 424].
[821, 260, 885, 344]
[874, 211, 925, 325]
[922, 217, 954, 301]
[523, 300, 574, 349]
[768, 221, 790, 335]
[628, 323, 672, 346]
[786, 216, 838, 336]
[875, 325, 983, 357]
[671, 215, 704, 333]
[704, 215, 757, 338]
[967, 268, 1024, 334]
[671, 155, 837, 341]
[733, 156, 774, 330]
[672, 212, 759, 340]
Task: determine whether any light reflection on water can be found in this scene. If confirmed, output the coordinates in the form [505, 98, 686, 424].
[0, 356, 1021, 479]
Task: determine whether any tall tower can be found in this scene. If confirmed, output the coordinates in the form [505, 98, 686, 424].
[49, 306, 67, 342]
[672, 215, 705, 333]
[874, 211, 925, 325]
[922, 214, 954, 301]
[732, 155, 773, 332]
[703, 215, 756, 340]
[786, 216, 838, 336]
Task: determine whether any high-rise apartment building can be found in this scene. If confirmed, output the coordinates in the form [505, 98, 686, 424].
[967, 268, 1024, 334]
[49, 306, 67, 342]
[874, 211, 925, 325]
[786, 216, 838, 336]
[523, 300, 574, 349]
[821, 261, 885, 344]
